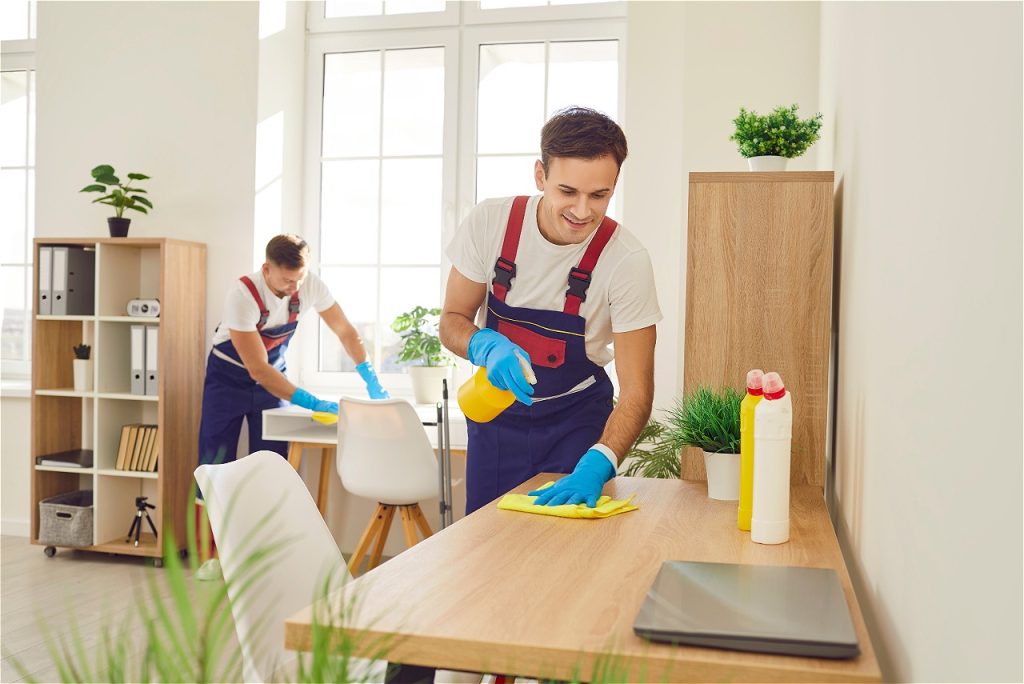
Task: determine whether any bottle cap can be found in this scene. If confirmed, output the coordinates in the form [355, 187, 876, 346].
[514, 350, 537, 385]
[746, 369, 764, 395]
[763, 371, 786, 400]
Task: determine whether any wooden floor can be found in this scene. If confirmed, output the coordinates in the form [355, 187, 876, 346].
[0, 535, 240, 683]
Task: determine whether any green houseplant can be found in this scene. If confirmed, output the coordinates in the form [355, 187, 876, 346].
[390, 306, 452, 403]
[728, 104, 823, 171]
[80, 164, 153, 237]
[664, 386, 743, 500]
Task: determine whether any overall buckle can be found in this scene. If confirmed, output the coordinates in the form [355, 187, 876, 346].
[492, 257, 517, 290]
[566, 267, 592, 301]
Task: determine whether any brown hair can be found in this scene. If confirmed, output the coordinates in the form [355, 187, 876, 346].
[540, 106, 628, 174]
[265, 234, 309, 269]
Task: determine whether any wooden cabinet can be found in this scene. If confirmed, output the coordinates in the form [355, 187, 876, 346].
[683, 172, 834, 487]
[31, 238, 206, 561]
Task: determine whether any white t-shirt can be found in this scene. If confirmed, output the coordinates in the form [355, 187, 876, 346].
[446, 194, 662, 366]
[211, 270, 336, 346]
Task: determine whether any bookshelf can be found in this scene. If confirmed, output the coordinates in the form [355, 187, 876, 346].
[31, 237, 206, 563]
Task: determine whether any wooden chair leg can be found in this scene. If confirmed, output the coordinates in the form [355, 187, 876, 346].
[316, 447, 334, 517]
[286, 442, 303, 471]
[367, 504, 395, 571]
[410, 503, 433, 540]
[399, 506, 420, 549]
[348, 503, 385, 576]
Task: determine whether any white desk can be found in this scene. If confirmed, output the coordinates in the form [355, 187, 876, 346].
[262, 403, 466, 522]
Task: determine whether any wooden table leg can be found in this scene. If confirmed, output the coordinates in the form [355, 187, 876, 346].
[317, 447, 334, 517]
[287, 442, 303, 471]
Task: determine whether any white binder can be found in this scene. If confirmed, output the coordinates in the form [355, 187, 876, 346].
[51, 247, 68, 315]
[144, 326, 159, 396]
[38, 247, 52, 315]
[130, 325, 146, 395]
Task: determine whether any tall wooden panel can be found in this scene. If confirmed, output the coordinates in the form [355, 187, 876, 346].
[683, 172, 834, 487]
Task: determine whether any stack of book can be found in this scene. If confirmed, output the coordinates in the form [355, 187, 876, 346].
[115, 424, 160, 472]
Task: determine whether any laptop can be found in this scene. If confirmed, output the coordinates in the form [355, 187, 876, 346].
[633, 560, 860, 659]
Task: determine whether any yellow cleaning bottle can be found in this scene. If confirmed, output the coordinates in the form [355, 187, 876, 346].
[457, 350, 536, 423]
[737, 368, 764, 531]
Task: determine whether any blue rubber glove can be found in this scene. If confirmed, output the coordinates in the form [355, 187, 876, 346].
[355, 361, 390, 400]
[467, 328, 534, 406]
[529, 447, 616, 508]
[290, 387, 338, 414]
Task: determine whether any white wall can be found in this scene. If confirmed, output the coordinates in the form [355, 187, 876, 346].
[819, 2, 1023, 681]
[623, 1, 821, 413]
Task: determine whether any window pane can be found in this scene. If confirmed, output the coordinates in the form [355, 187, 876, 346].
[381, 158, 442, 264]
[0, 2, 29, 41]
[26, 168, 34, 242]
[547, 40, 618, 119]
[480, 0, 544, 8]
[0, 265, 28, 361]
[321, 160, 379, 265]
[1, 71, 28, 167]
[477, 43, 545, 154]
[27, 71, 35, 166]
[385, 0, 445, 14]
[325, 0, 382, 18]
[319, 266, 378, 371]
[0, 170, 26, 263]
[382, 48, 444, 156]
[378, 267, 440, 371]
[323, 51, 381, 158]
[476, 155, 537, 203]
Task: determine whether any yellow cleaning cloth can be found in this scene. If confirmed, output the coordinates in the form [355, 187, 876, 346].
[497, 482, 638, 519]
[311, 412, 338, 426]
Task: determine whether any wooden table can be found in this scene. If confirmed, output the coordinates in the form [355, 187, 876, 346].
[284, 475, 881, 682]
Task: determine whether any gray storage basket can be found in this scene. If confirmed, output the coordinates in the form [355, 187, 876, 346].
[38, 490, 94, 547]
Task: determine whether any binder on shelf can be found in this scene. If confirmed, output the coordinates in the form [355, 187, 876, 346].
[130, 325, 146, 394]
[129, 426, 148, 471]
[115, 425, 131, 470]
[50, 247, 67, 315]
[63, 247, 96, 315]
[38, 246, 52, 315]
[36, 449, 94, 468]
[149, 430, 160, 472]
[119, 425, 139, 471]
[143, 426, 160, 471]
[144, 326, 159, 396]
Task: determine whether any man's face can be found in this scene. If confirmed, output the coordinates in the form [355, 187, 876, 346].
[534, 155, 619, 246]
[262, 262, 307, 297]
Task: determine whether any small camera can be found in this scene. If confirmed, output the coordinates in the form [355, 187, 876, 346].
[127, 299, 160, 317]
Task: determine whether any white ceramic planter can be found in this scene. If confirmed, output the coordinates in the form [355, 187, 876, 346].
[409, 366, 451, 404]
[748, 155, 788, 172]
[704, 450, 741, 500]
[72, 358, 93, 392]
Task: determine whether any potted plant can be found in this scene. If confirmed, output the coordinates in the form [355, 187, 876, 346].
[621, 415, 681, 479]
[72, 343, 92, 392]
[390, 305, 452, 404]
[729, 104, 823, 171]
[80, 164, 153, 237]
[664, 386, 743, 500]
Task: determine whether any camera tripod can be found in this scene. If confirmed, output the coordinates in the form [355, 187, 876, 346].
[126, 496, 158, 547]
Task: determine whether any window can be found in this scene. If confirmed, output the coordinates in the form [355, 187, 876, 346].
[303, 2, 623, 389]
[1, 1, 36, 379]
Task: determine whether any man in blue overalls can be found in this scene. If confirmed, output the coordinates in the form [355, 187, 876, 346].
[442, 107, 661, 514]
[195, 234, 388, 578]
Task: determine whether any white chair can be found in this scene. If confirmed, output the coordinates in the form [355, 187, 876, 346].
[194, 451, 385, 683]
[337, 397, 438, 575]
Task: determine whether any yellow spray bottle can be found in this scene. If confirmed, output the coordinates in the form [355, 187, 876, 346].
[457, 350, 536, 423]
[737, 368, 764, 531]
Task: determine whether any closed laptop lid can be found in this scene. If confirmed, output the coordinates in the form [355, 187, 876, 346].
[633, 560, 860, 659]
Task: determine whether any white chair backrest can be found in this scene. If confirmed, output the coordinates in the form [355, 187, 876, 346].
[337, 397, 439, 505]
[195, 451, 352, 683]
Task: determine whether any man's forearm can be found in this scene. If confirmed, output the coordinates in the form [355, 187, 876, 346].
[249, 364, 298, 402]
[439, 312, 479, 360]
[338, 330, 368, 366]
[598, 390, 654, 463]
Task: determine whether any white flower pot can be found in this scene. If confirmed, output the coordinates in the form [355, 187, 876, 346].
[704, 450, 740, 500]
[747, 155, 788, 172]
[409, 366, 451, 404]
[72, 358, 93, 392]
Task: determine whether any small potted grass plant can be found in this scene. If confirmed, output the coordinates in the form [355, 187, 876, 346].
[391, 305, 452, 404]
[664, 386, 743, 500]
[729, 104, 823, 171]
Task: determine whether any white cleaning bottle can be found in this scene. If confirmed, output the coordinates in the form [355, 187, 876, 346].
[751, 371, 792, 545]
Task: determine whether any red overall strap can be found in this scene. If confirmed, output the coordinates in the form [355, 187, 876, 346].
[239, 276, 269, 330]
[287, 290, 300, 324]
[491, 196, 529, 302]
[563, 216, 618, 316]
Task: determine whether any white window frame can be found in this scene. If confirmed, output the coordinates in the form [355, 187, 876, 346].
[1, 45, 36, 381]
[299, 3, 626, 395]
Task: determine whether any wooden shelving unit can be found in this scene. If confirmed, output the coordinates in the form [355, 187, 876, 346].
[31, 237, 206, 562]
